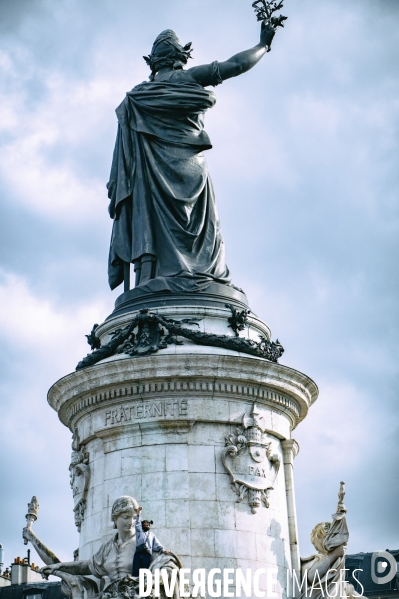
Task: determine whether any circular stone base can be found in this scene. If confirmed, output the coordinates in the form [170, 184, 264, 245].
[110, 282, 250, 319]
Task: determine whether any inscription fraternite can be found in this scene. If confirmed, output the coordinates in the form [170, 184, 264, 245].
[104, 399, 188, 426]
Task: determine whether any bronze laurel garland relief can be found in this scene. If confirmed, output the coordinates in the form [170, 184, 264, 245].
[76, 308, 284, 371]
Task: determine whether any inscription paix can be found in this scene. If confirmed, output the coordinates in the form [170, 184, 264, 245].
[105, 399, 188, 426]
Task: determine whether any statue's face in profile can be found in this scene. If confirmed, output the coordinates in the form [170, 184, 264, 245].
[115, 509, 135, 534]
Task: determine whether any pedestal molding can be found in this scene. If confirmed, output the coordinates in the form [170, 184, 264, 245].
[64, 378, 301, 429]
[48, 354, 318, 429]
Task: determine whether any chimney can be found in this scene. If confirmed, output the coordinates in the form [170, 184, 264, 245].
[10, 549, 43, 585]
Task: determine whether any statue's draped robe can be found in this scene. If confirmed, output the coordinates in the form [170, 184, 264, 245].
[107, 80, 231, 292]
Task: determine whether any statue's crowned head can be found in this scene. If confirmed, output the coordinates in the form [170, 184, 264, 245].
[143, 30, 193, 80]
[310, 521, 331, 555]
[111, 496, 139, 528]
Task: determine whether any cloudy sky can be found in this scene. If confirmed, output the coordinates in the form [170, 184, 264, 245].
[0, 0, 398, 568]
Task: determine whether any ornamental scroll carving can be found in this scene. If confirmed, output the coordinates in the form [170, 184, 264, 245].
[222, 403, 280, 513]
[69, 429, 90, 531]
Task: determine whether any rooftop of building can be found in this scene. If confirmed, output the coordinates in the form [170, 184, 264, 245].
[346, 549, 399, 598]
[0, 582, 66, 599]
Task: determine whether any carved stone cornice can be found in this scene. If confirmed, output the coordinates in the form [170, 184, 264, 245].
[48, 353, 318, 432]
[66, 379, 299, 428]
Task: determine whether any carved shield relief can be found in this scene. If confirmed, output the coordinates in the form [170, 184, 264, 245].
[222, 404, 281, 513]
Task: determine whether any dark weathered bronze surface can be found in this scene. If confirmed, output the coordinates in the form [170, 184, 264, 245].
[252, 1, 287, 31]
[225, 304, 251, 337]
[107, 19, 283, 292]
[85, 324, 101, 350]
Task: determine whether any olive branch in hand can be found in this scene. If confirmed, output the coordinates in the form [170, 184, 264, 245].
[252, 0, 288, 28]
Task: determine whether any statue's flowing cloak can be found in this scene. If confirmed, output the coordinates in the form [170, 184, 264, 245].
[107, 80, 231, 291]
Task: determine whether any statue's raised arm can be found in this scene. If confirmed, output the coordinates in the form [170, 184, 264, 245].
[186, 21, 276, 87]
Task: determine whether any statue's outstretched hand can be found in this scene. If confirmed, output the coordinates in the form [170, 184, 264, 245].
[41, 564, 58, 579]
[260, 21, 276, 51]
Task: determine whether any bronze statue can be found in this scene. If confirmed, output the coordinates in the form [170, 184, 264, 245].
[107, 8, 285, 293]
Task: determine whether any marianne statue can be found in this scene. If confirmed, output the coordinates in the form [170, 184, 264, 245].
[107, 21, 277, 292]
[24, 496, 182, 599]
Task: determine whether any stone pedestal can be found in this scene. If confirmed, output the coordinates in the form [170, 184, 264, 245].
[48, 288, 317, 599]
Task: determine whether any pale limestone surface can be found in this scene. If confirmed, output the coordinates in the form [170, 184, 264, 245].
[48, 312, 318, 599]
